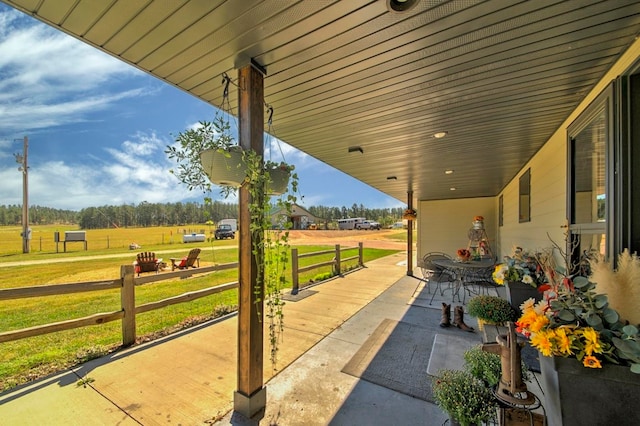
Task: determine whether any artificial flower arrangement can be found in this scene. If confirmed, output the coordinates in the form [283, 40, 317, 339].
[456, 248, 471, 261]
[402, 208, 417, 220]
[473, 215, 484, 222]
[516, 251, 640, 373]
[492, 246, 545, 288]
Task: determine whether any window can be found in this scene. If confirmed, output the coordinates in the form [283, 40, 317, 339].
[519, 169, 531, 223]
[567, 84, 613, 272]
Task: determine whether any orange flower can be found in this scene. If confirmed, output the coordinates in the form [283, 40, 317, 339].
[582, 355, 602, 368]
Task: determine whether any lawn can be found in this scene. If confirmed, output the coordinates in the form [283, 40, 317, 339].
[0, 224, 401, 392]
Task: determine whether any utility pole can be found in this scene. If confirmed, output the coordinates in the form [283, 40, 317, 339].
[14, 136, 29, 254]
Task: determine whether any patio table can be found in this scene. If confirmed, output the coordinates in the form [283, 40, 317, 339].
[431, 258, 496, 303]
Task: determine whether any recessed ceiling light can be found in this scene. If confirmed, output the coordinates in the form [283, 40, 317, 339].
[348, 146, 363, 154]
[445, 169, 454, 175]
[387, 176, 397, 180]
[433, 132, 448, 139]
[450, 187, 456, 191]
[386, 0, 420, 13]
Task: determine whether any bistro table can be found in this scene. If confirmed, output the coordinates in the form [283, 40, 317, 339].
[431, 258, 496, 303]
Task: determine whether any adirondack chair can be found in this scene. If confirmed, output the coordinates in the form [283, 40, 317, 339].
[170, 248, 201, 271]
[135, 251, 160, 276]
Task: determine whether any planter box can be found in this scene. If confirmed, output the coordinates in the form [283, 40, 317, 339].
[505, 281, 541, 315]
[539, 354, 640, 426]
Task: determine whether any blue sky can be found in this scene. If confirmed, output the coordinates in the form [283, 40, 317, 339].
[0, 5, 403, 212]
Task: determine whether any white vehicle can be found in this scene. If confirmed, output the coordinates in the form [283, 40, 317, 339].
[337, 217, 365, 230]
[355, 220, 381, 230]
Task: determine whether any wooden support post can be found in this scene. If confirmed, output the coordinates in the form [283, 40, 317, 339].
[358, 242, 364, 266]
[234, 60, 267, 418]
[407, 190, 414, 276]
[291, 248, 299, 295]
[120, 264, 136, 346]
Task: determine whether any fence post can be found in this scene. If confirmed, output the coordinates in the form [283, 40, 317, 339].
[358, 242, 363, 266]
[121, 264, 136, 346]
[291, 248, 299, 295]
[335, 244, 341, 275]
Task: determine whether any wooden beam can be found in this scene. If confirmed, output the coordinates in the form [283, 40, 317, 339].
[407, 190, 414, 275]
[235, 61, 267, 417]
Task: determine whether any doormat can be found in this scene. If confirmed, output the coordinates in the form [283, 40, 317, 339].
[342, 318, 434, 402]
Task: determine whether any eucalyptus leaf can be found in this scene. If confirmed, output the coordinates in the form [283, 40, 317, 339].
[623, 324, 639, 336]
[594, 294, 608, 309]
[558, 309, 576, 322]
[631, 363, 640, 374]
[602, 308, 619, 324]
[573, 276, 589, 289]
[585, 313, 603, 328]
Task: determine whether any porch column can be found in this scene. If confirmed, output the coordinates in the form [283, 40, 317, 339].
[234, 60, 267, 417]
[407, 190, 414, 275]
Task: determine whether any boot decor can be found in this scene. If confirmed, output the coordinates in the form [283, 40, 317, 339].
[440, 303, 451, 328]
[453, 305, 474, 332]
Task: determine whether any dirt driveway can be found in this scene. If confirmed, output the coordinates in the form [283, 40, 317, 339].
[287, 229, 410, 251]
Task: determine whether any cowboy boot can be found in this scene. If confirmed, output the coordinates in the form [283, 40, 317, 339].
[453, 306, 474, 332]
[439, 303, 451, 328]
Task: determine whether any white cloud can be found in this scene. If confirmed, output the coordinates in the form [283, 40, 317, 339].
[0, 9, 147, 136]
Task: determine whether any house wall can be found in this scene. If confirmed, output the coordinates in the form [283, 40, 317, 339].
[417, 37, 640, 265]
[417, 197, 496, 262]
[497, 36, 640, 259]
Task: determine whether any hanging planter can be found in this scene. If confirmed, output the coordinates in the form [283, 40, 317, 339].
[199, 147, 246, 188]
[265, 162, 293, 196]
[402, 208, 417, 220]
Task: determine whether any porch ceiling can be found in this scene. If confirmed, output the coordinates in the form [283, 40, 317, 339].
[4, 0, 640, 203]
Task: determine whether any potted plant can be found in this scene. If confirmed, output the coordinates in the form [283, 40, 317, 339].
[492, 247, 546, 314]
[463, 344, 531, 388]
[402, 208, 417, 220]
[432, 369, 497, 426]
[166, 109, 299, 368]
[467, 295, 517, 329]
[516, 253, 640, 425]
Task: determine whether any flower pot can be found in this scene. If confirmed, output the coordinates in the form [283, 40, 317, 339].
[539, 354, 640, 426]
[199, 148, 246, 187]
[505, 280, 541, 315]
[267, 167, 290, 195]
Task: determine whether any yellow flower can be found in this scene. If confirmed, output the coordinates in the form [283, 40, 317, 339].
[531, 330, 554, 357]
[581, 327, 603, 355]
[529, 313, 550, 333]
[553, 327, 573, 355]
[582, 355, 602, 368]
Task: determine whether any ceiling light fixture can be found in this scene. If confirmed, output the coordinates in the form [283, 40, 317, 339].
[348, 146, 364, 154]
[445, 169, 454, 174]
[433, 131, 448, 139]
[387, 176, 397, 180]
[386, 0, 420, 13]
[450, 187, 456, 191]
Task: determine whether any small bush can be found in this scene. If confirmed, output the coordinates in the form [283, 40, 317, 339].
[467, 295, 516, 323]
[432, 369, 497, 425]
[463, 345, 531, 387]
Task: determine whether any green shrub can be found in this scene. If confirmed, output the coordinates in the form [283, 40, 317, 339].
[463, 345, 531, 387]
[467, 295, 516, 323]
[432, 369, 497, 425]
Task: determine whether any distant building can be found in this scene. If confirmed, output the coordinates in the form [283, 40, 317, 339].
[269, 204, 322, 230]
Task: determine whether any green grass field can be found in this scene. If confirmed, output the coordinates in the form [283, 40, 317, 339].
[0, 224, 400, 392]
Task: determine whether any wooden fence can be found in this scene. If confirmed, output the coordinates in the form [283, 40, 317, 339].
[290, 243, 363, 294]
[0, 243, 363, 346]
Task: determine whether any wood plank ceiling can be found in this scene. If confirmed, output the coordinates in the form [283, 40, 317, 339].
[4, 0, 640, 203]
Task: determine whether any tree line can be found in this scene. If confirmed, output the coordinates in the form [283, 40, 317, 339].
[0, 202, 407, 229]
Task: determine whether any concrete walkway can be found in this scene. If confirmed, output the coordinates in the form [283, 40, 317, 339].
[0, 252, 483, 425]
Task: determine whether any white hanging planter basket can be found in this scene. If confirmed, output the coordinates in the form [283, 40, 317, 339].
[199, 148, 247, 187]
[267, 167, 291, 196]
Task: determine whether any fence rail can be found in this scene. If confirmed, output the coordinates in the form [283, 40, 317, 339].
[0, 262, 240, 345]
[290, 243, 363, 294]
[0, 243, 364, 346]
